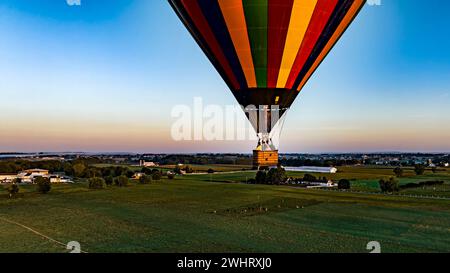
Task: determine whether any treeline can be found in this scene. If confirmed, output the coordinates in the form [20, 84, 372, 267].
[0, 158, 104, 174]
[279, 158, 360, 167]
[158, 154, 252, 165]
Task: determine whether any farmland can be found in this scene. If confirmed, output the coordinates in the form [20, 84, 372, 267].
[0, 166, 449, 253]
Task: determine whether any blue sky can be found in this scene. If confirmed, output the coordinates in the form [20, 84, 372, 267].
[0, 0, 449, 153]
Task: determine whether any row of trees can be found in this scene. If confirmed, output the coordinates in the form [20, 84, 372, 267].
[393, 165, 437, 177]
[88, 168, 170, 190]
[0, 158, 106, 175]
[253, 167, 287, 185]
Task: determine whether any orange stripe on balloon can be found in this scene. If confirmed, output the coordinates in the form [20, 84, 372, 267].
[285, 0, 339, 89]
[276, 0, 318, 89]
[218, 0, 257, 88]
[297, 0, 365, 91]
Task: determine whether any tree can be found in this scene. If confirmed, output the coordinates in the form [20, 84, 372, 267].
[379, 177, 399, 193]
[414, 165, 426, 176]
[393, 167, 404, 177]
[104, 176, 114, 186]
[35, 177, 51, 194]
[88, 177, 106, 189]
[72, 163, 86, 178]
[12, 178, 22, 184]
[266, 167, 287, 185]
[139, 175, 152, 184]
[255, 171, 267, 184]
[152, 171, 162, 181]
[184, 165, 194, 174]
[85, 167, 101, 178]
[303, 174, 317, 182]
[125, 170, 135, 178]
[6, 184, 20, 198]
[338, 179, 351, 190]
[174, 165, 183, 175]
[141, 167, 152, 175]
[114, 175, 129, 187]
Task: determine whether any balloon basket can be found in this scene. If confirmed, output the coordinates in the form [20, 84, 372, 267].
[253, 150, 279, 169]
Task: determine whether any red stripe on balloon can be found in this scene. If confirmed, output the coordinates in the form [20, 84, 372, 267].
[285, 0, 339, 89]
[267, 0, 294, 88]
[181, 0, 240, 90]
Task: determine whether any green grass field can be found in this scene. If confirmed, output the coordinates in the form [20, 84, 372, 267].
[0, 166, 449, 253]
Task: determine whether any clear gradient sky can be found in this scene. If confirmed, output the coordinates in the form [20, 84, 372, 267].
[0, 0, 449, 153]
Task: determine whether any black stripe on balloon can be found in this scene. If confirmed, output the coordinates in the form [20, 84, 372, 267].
[168, 0, 236, 91]
[291, 0, 355, 90]
[197, 0, 248, 90]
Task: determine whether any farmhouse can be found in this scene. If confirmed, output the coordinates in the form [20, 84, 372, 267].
[0, 169, 72, 184]
[139, 160, 158, 167]
[0, 174, 18, 183]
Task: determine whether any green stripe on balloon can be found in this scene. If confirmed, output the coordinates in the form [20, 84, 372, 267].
[243, 0, 268, 88]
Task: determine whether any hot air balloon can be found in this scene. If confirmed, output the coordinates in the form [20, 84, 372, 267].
[169, 0, 366, 168]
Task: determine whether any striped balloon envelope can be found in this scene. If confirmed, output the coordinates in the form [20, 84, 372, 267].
[169, 0, 365, 148]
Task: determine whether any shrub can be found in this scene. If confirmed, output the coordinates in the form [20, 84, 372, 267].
[167, 172, 176, 180]
[114, 175, 129, 187]
[184, 165, 194, 174]
[393, 167, 404, 177]
[6, 184, 20, 198]
[255, 171, 267, 184]
[104, 176, 114, 186]
[141, 167, 152, 175]
[207, 168, 215, 174]
[139, 175, 152, 184]
[338, 179, 351, 190]
[88, 177, 106, 189]
[303, 174, 317, 182]
[414, 165, 426, 175]
[379, 177, 399, 193]
[125, 170, 135, 178]
[152, 171, 162, 181]
[35, 177, 51, 194]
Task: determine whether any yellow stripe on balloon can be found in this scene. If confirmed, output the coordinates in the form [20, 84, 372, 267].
[218, 0, 257, 88]
[276, 0, 318, 89]
[297, 0, 365, 91]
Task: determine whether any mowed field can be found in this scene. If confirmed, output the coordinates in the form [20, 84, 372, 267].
[0, 166, 449, 253]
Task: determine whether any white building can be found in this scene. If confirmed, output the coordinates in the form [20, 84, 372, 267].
[0, 174, 18, 183]
[139, 160, 158, 167]
[284, 166, 338, 174]
[0, 169, 72, 184]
